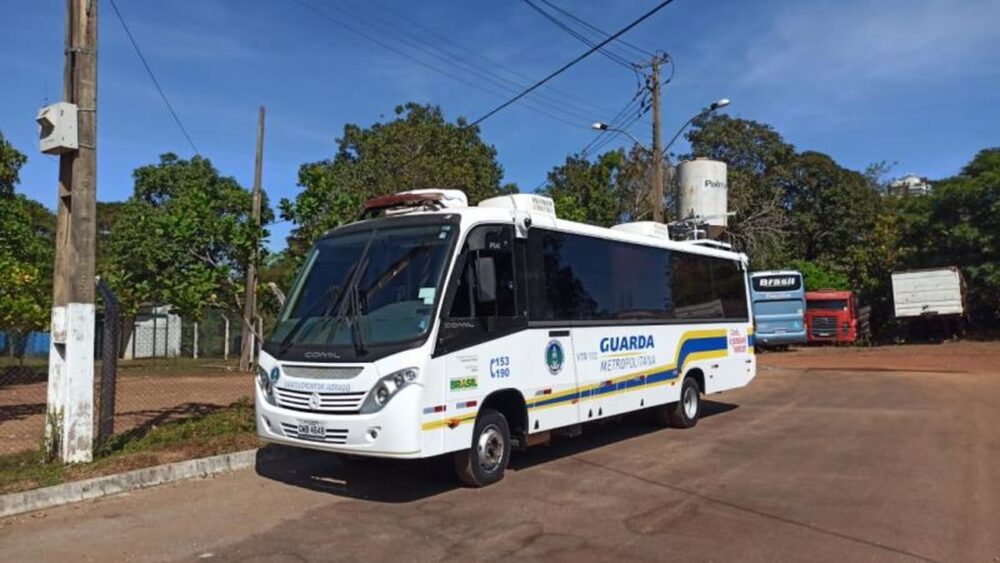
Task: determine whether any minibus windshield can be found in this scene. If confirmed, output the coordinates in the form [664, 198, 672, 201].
[268, 223, 457, 355]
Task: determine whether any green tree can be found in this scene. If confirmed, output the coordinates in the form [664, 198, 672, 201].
[541, 150, 627, 227]
[896, 148, 1000, 323]
[105, 154, 270, 320]
[785, 151, 881, 262]
[0, 133, 53, 342]
[280, 103, 510, 258]
[0, 131, 28, 198]
[789, 259, 850, 291]
[684, 115, 795, 267]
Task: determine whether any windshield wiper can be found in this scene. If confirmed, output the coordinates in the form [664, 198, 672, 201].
[348, 282, 367, 356]
[278, 238, 375, 356]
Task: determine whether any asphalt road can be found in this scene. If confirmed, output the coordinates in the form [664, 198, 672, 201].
[2, 358, 998, 562]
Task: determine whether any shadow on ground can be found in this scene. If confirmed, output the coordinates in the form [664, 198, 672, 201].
[254, 399, 738, 503]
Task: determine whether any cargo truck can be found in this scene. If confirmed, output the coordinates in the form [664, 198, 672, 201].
[891, 268, 966, 319]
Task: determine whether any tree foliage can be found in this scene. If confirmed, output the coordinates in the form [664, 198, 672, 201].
[280, 103, 511, 257]
[895, 148, 1000, 322]
[541, 145, 667, 227]
[105, 154, 270, 320]
[0, 133, 52, 335]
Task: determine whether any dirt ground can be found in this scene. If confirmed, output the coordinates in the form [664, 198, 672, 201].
[760, 340, 1000, 374]
[0, 361, 250, 455]
[1, 341, 998, 562]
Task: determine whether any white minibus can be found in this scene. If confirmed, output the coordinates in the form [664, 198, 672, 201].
[256, 190, 756, 486]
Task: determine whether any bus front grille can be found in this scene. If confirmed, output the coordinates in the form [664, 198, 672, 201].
[273, 387, 367, 413]
[811, 316, 837, 337]
[279, 423, 349, 444]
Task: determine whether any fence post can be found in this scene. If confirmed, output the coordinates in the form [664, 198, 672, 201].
[223, 315, 230, 360]
[193, 321, 199, 359]
[152, 306, 158, 359]
[96, 279, 119, 445]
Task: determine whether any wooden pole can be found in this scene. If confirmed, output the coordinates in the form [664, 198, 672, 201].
[239, 107, 265, 372]
[650, 54, 664, 223]
[46, 0, 98, 463]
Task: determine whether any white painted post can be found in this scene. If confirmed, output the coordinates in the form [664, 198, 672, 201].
[192, 321, 199, 359]
[223, 316, 230, 360]
[46, 304, 96, 463]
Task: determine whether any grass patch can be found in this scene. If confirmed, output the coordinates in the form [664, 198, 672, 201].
[0, 397, 259, 495]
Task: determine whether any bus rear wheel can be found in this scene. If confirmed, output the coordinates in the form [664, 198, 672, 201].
[453, 409, 511, 487]
[653, 376, 701, 428]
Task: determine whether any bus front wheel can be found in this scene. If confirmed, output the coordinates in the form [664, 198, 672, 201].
[453, 409, 511, 487]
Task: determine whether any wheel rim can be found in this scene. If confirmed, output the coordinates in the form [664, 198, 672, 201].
[683, 385, 698, 419]
[476, 424, 505, 472]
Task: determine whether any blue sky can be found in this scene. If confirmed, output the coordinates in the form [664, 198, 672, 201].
[2, 0, 998, 251]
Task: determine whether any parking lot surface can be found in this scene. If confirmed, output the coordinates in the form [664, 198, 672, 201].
[1, 342, 997, 562]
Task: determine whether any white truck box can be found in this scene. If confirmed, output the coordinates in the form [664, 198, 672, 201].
[891, 268, 965, 318]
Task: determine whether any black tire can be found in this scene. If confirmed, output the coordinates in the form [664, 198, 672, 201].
[667, 376, 701, 429]
[453, 409, 511, 487]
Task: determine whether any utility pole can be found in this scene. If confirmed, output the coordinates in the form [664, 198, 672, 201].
[650, 53, 665, 223]
[239, 107, 265, 373]
[46, 0, 98, 463]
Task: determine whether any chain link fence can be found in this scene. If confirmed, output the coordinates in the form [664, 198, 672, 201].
[0, 299, 254, 457]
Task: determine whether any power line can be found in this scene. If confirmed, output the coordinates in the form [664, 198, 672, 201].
[107, 0, 199, 155]
[469, 0, 678, 127]
[538, 0, 656, 59]
[364, 0, 616, 117]
[333, 0, 599, 123]
[520, 0, 639, 71]
[290, 0, 592, 130]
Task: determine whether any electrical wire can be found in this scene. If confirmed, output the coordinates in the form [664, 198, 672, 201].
[538, 0, 655, 59]
[290, 0, 592, 130]
[520, 0, 639, 71]
[469, 0, 678, 127]
[364, 0, 616, 118]
[107, 0, 199, 155]
[333, 0, 599, 123]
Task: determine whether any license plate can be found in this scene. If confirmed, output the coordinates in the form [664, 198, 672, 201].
[297, 421, 325, 439]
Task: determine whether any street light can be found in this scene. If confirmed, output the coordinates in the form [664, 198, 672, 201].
[591, 122, 645, 148]
[664, 98, 730, 154]
[591, 98, 731, 222]
[591, 97, 731, 156]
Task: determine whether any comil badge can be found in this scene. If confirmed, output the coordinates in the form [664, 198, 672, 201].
[545, 340, 564, 375]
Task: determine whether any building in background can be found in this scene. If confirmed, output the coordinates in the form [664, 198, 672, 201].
[889, 174, 932, 196]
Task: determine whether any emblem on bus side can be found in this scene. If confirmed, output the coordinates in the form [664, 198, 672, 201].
[545, 340, 564, 375]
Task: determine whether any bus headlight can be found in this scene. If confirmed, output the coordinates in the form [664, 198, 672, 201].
[360, 368, 419, 413]
[257, 365, 276, 405]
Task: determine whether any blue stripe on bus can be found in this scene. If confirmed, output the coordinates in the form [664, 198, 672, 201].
[527, 335, 728, 411]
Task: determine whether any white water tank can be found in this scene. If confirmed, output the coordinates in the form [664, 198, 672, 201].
[678, 158, 728, 226]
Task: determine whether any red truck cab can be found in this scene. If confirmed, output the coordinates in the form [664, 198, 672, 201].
[805, 290, 870, 344]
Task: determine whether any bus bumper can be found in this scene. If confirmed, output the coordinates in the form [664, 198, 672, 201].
[254, 383, 424, 459]
[755, 330, 807, 346]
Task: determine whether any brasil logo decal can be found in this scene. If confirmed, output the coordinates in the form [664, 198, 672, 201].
[545, 340, 564, 375]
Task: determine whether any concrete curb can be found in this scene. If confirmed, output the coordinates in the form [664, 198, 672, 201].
[0, 449, 258, 519]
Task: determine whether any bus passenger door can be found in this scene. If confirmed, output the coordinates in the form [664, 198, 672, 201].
[527, 328, 579, 433]
[435, 225, 528, 451]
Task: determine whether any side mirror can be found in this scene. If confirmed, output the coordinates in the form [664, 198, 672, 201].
[474, 256, 497, 303]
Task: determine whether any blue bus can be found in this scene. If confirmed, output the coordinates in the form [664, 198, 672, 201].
[750, 271, 807, 347]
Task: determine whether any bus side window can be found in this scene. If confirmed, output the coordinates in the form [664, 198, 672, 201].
[447, 225, 517, 319]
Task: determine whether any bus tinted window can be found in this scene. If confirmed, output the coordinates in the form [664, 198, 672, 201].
[528, 229, 746, 322]
[448, 225, 517, 319]
[531, 231, 671, 321]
